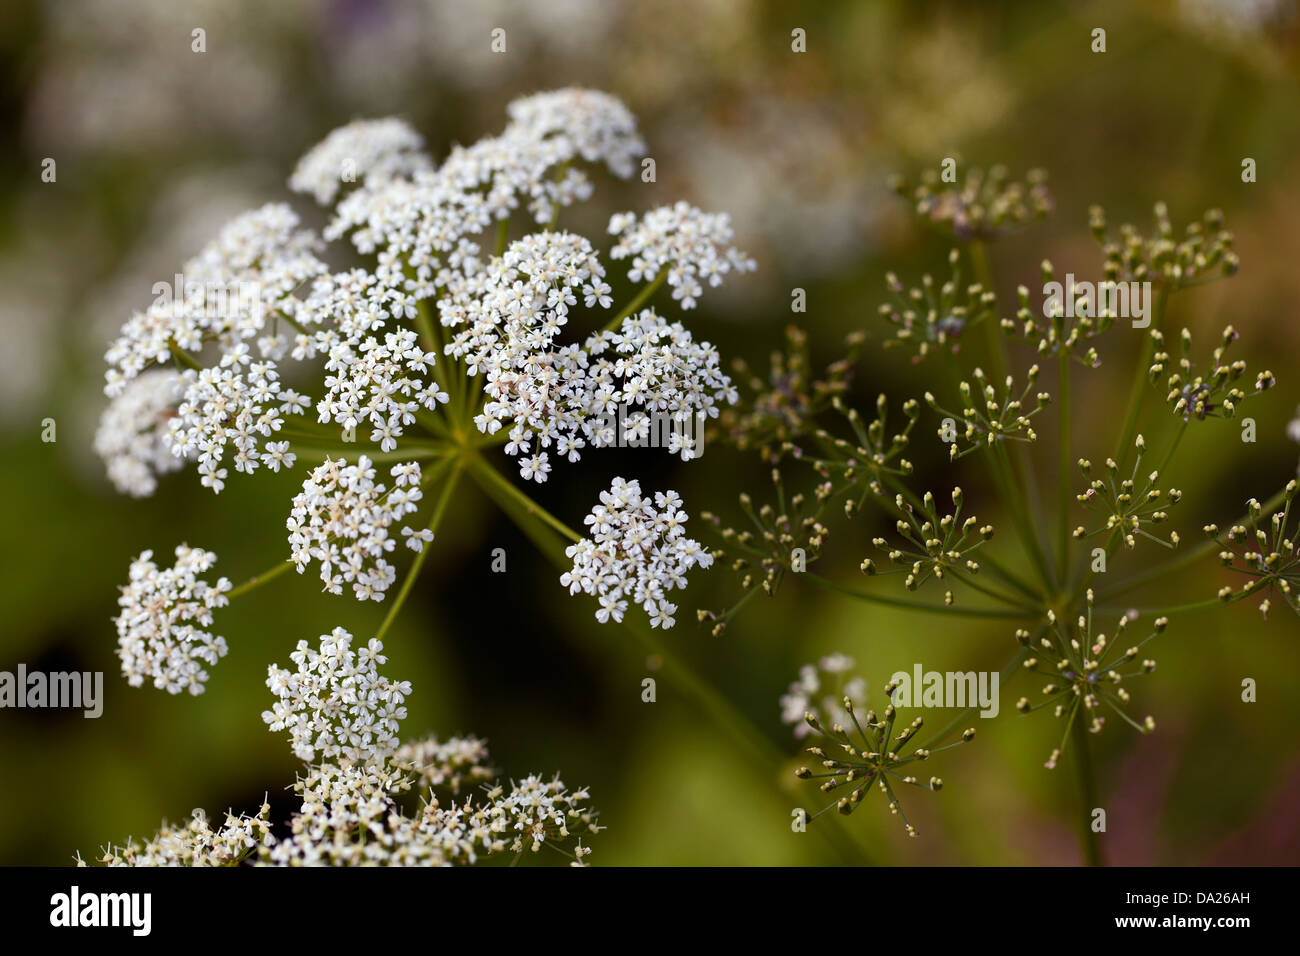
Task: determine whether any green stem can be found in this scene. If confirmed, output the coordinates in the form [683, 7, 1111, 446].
[1070, 713, 1104, 866]
[1057, 347, 1071, 580]
[1099, 581, 1264, 618]
[168, 340, 203, 371]
[969, 240, 1007, 384]
[807, 572, 1041, 619]
[1112, 287, 1168, 462]
[945, 566, 1041, 612]
[374, 464, 463, 643]
[990, 443, 1054, 592]
[415, 298, 458, 412]
[602, 268, 668, 333]
[1012, 439, 1052, 584]
[979, 550, 1044, 602]
[228, 559, 295, 599]
[1153, 420, 1187, 479]
[465, 453, 580, 542]
[287, 444, 449, 464]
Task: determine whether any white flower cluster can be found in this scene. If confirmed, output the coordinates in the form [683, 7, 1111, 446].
[265, 760, 595, 866]
[328, 88, 643, 283]
[393, 733, 495, 795]
[100, 203, 328, 494]
[491, 774, 595, 856]
[316, 321, 447, 450]
[97, 91, 748, 504]
[287, 456, 425, 601]
[93, 368, 185, 497]
[586, 310, 738, 460]
[442, 231, 610, 482]
[115, 545, 232, 696]
[609, 201, 756, 309]
[166, 347, 308, 493]
[262, 629, 412, 765]
[96, 624, 602, 866]
[562, 477, 713, 628]
[506, 87, 644, 177]
[104, 203, 325, 395]
[90, 805, 273, 868]
[780, 654, 868, 740]
[290, 117, 433, 205]
[441, 229, 736, 480]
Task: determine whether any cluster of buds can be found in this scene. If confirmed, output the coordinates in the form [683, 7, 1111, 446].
[1206, 481, 1300, 618]
[1001, 259, 1111, 368]
[1149, 325, 1275, 421]
[715, 325, 863, 462]
[1090, 202, 1238, 290]
[796, 394, 919, 508]
[861, 488, 994, 604]
[878, 249, 996, 362]
[795, 683, 976, 836]
[890, 165, 1052, 242]
[1073, 435, 1182, 550]
[1015, 593, 1166, 768]
[925, 365, 1050, 461]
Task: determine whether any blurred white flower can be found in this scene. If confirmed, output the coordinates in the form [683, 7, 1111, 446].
[290, 117, 432, 205]
[104, 203, 326, 397]
[93, 368, 185, 497]
[780, 655, 869, 739]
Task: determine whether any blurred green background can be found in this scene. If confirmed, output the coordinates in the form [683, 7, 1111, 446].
[1, 0, 1299, 865]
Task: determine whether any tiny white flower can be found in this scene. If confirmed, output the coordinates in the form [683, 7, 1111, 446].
[562, 478, 711, 629]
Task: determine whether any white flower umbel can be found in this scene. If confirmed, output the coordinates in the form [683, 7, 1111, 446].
[584, 309, 738, 460]
[446, 231, 611, 482]
[779, 654, 869, 740]
[505, 88, 644, 180]
[562, 477, 712, 628]
[608, 201, 756, 309]
[328, 88, 643, 275]
[264, 760, 596, 866]
[91, 805, 273, 867]
[115, 545, 232, 696]
[165, 347, 309, 493]
[287, 456, 424, 601]
[290, 117, 433, 206]
[317, 327, 447, 450]
[262, 628, 411, 765]
[394, 733, 495, 795]
[93, 368, 185, 497]
[490, 774, 596, 855]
